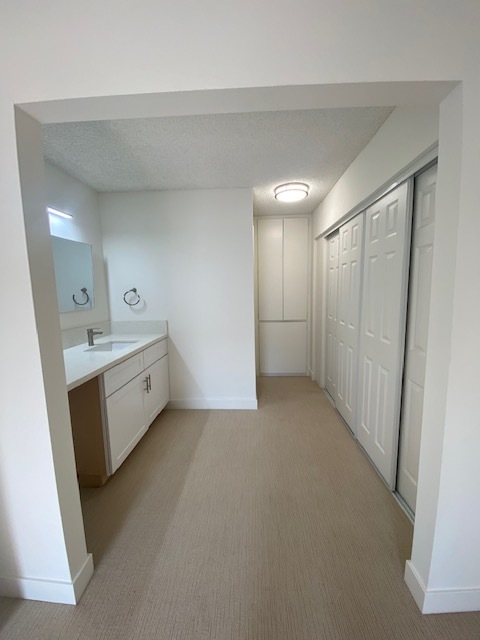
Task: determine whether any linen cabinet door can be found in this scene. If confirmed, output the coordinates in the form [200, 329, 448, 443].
[257, 218, 283, 321]
[283, 217, 309, 321]
[357, 182, 411, 488]
[259, 321, 307, 375]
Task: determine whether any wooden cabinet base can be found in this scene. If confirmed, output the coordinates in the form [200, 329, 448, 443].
[77, 473, 109, 488]
[69, 377, 110, 485]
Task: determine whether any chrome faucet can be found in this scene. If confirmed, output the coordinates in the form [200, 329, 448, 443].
[87, 328, 103, 346]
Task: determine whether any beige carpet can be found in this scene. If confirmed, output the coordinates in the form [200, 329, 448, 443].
[1, 377, 479, 639]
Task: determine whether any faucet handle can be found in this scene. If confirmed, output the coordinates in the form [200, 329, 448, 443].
[86, 327, 103, 346]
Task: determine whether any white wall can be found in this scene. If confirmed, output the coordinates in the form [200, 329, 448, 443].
[0, 0, 480, 612]
[0, 109, 92, 603]
[45, 163, 110, 332]
[312, 107, 439, 237]
[100, 189, 257, 409]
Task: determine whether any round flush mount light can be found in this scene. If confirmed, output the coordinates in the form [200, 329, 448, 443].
[274, 182, 309, 203]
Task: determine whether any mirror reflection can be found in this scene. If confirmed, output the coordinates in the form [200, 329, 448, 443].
[51, 236, 95, 312]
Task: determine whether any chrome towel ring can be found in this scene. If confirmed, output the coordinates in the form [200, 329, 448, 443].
[72, 287, 90, 306]
[123, 288, 141, 306]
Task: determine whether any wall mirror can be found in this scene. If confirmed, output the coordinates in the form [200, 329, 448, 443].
[51, 236, 95, 312]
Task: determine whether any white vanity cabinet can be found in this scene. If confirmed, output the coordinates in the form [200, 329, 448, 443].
[103, 339, 169, 474]
[143, 340, 170, 425]
[68, 336, 169, 486]
[104, 372, 148, 474]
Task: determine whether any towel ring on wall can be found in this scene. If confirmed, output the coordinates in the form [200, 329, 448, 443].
[72, 287, 90, 306]
[123, 287, 141, 306]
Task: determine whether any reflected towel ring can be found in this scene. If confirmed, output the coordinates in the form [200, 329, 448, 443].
[123, 287, 141, 306]
[72, 287, 90, 306]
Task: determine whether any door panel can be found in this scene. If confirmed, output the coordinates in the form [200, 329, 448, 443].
[258, 218, 283, 320]
[325, 232, 339, 399]
[144, 355, 170, 426]
[357, 182, 410, 487]
[259, 322, 307, 375]
[106, 373, 147, 473]
[284, 217, 309, 320]
[397, 165, 437, 512]
[335, 213, 364, 430]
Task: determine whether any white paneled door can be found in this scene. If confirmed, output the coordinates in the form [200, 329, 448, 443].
[336, 213, 364, 431]
[325, 232, 339, 399]
[357, 182, 411, 488]
[397, 165, 437, 512]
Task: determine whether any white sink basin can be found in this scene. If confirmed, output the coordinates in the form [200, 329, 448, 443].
[85, 341, 138, 352]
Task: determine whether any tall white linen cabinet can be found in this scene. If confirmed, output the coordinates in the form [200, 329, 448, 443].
[256, 217, 310, 375]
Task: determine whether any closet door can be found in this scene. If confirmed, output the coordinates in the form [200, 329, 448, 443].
[357, 182, 411, 488]
[325, 232, 339, 399]
[336, 213, 364, 431]
[397, 165, 437, 512]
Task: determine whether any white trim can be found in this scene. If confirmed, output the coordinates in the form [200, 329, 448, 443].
[167, 397, 258, 410]
[0, 553, 93, 605]
[317, 146, 438, 239]
[405, 560, 427, 610]
[405, 561, 480, 613]
[260, 373, 308, 377]
[73, 554, 94, 602]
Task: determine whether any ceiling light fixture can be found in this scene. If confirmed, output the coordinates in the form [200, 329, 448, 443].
[47, 206, 73, 219]
[274, 182, 309, 203]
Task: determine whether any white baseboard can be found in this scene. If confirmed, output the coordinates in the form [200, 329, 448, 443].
[73, 554, 94, 602]
[167, 397, 258, 410]
[404, 561, 427, 610]
[405, 560, 480, 613]
[0, 553, 93, 605]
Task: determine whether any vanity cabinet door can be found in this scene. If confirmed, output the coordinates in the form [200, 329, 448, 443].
[106, 372, 148, 473]
[144, 354, 169, 426]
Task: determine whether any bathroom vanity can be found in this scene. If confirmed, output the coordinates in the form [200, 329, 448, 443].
[64, 333, 169, 487]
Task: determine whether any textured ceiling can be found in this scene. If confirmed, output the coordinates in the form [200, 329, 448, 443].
[43, 107, 394, 216]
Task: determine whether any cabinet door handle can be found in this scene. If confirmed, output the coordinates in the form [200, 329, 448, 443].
[144, 377, 150, 393]
[148, 374, 152, 391]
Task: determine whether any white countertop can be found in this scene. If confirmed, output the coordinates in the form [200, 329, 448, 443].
[64, 332, 168, 391]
